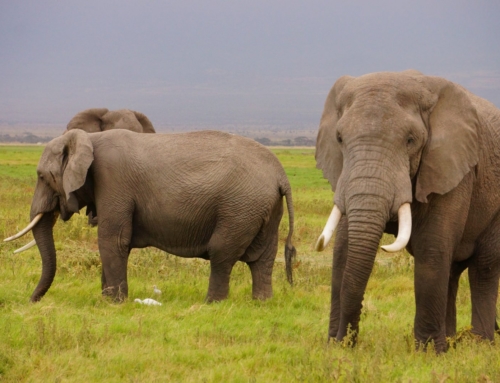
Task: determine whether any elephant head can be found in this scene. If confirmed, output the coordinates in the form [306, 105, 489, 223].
[315, 70, 479, 342]
[65, 108, 155, 134]
[5, 130, 94, 302]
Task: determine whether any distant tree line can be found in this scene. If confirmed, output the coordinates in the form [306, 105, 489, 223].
[0, 132, 53, 144]
[254, 136, 315, 146]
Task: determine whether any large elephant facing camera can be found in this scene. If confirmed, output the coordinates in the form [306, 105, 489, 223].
[315, 70, 500, 352]
[65, 108, 156, 134]
[6, 130, 296, 303]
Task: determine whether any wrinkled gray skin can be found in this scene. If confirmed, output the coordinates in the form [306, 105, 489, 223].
[65, 108, 155, 225]
[29, 129, 296, 303]
[65, 108, 156, 134]
[316, 70, 500, 352]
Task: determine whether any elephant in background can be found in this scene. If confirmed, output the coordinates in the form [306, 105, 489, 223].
[66, 108, 155, 225]
[64, 108, 156, 134]
[315, 70, 500, 352]
[6, 129, 296, 303]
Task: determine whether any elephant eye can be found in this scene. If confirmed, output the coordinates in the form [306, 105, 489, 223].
[336, 132, 343, 144]
[407, 136, 415, 145]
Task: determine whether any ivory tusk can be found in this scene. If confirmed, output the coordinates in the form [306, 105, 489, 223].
[315, 205, 342, 251]
[13, 239, 37, 254]
[4, 213, 43, 242]
[381, 203, 412, 253]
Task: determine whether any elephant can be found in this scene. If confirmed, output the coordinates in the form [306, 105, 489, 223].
[5, 129, 296, 303]
[65, 108, 156, 134]
[65, 108, 155, 226]
[314, 70, 500, 352]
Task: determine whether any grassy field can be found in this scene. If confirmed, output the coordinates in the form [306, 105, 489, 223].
[0, 145, 499, 382]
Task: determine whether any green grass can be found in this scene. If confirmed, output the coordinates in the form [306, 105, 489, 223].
[0, 145, 499, 382]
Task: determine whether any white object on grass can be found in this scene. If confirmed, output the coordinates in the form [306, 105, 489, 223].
[134, 298, 162, 306]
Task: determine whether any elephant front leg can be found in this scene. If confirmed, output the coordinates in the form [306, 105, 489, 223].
[413, 254, 450, 352]
[329, 217, 348, 339]
[97, 219, 132, 302]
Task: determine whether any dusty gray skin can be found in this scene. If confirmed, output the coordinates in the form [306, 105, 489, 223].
[9, 130, 295, 303]
[65, 108, 155, 134]
[315, 70, 500, 352]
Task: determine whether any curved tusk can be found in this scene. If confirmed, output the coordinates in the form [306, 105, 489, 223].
[14, 239, 37, 254]
[381, 203, 412, 253]
[4, 213, 43, 242]
[315, 205, 342, 251]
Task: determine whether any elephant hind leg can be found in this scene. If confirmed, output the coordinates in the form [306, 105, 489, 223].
[246, 232, 279, 300]
[245, 199, 283, 300]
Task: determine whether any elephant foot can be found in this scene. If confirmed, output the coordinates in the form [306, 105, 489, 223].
[414, 337, 447, 354]
[101, 283, 128, 303]
[251, 289, 273, 301]
[205, 292, 228, 303]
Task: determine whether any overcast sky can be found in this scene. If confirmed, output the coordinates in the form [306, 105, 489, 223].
[1, 0, 499, 129]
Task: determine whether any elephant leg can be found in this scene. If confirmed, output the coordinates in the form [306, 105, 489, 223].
[413, 254, 450, 352]
[330, 217, 348, 339]
[411, 177, 473, 353]
[247, 257, 274, 300]
[207, 260, 237, 302]
[246, 232, 279, 300]
[101, 269, 107, 291]
[468, 239, 500, 340]
[97, 214, 133, 302]
[446, 260, 468, 338]
[246, 201, 282, 300]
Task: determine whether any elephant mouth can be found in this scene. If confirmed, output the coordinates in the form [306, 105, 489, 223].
[58, 201, 73, 221]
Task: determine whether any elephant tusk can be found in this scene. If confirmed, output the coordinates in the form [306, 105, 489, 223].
[381, 203, 412, 253]
[13, 239, 37, 254]
[4, 213, 43, 242]
[315, 205, 342, 251]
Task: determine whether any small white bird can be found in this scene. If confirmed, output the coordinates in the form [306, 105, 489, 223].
[134, 298, 162, 306]
[153, 285, 162, 295]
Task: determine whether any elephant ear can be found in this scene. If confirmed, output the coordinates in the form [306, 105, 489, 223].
[60, 130, 94, 212]
[133, 110, 156, 133]
[66, 108, 109, 133]
[315, 75, 353, 191]
[415, 78, 480, 203]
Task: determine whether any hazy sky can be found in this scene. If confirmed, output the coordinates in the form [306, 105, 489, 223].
[1, 0, 499, 128]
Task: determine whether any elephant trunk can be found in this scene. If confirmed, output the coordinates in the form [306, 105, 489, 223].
[30, 212, 57, 302]
[336, 192, 390, 342]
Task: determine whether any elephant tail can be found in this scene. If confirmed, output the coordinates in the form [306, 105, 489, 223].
[280, 180, 296, 286]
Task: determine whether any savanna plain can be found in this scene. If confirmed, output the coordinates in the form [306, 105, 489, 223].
[0, 145, 499, 382]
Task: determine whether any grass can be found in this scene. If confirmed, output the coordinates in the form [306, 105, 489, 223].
[0, 145, 499, 382]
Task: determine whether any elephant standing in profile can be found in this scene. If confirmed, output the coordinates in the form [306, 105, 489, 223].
[314, 70, 500, 352]
[5, 130, 296, 303]
[64, 108, 156, 134]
